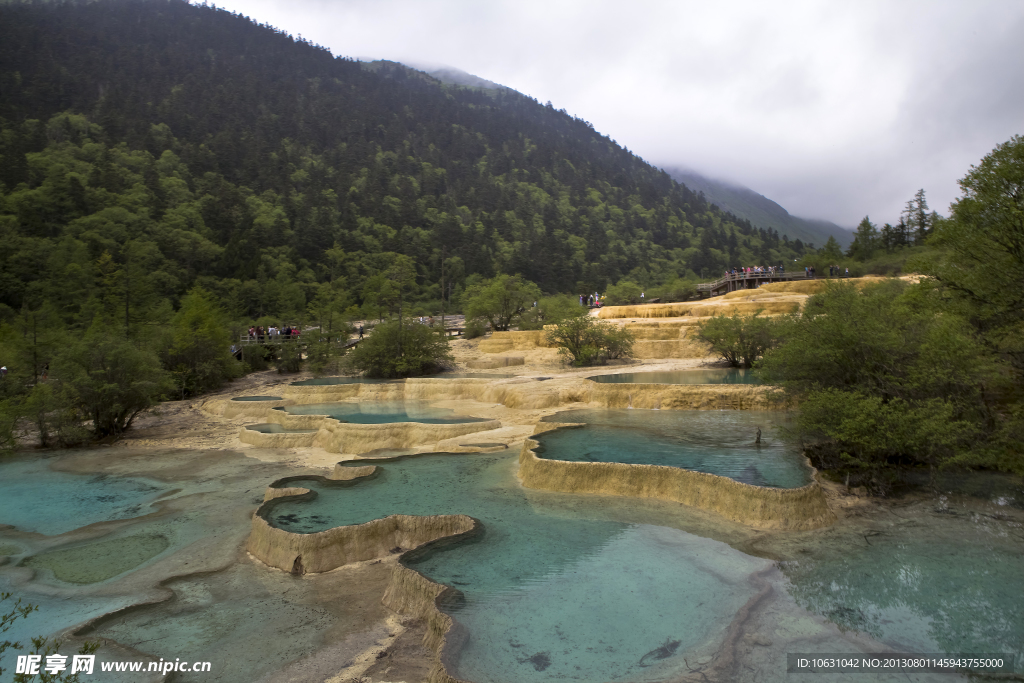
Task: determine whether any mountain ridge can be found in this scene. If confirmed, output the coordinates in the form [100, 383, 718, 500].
[665, 168, 853, 248]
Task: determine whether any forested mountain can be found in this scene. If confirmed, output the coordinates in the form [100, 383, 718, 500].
[666, 168, 853, 248]
[409, 64, 505, 91]
[0, 0, 812, 324]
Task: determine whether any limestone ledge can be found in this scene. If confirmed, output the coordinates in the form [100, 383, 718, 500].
[477, 330, 553, 353]
[631, 339, 711, 360]
[261, 464, 377, 504]
[270, 377, 579, 411]
[599, 299, 801, 319]
[382, 563, 472, 683]
[238, 416, 502, 454]
[248, 506, 476, 574]
[239, 429, 317, 449]
[465, 356, 524, 369]
[315, 419, 502, 454]
[518, 429, 835, 531]
[250, 465, 478, 682]
[202, 398, 292, 419]
[263, 486, 311, 502]
[588, 381, 778, 410]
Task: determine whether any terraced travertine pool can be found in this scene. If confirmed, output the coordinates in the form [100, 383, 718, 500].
[264, 447, 1024, 682]
[265, 452, 771, 682]
[0, 455, 168, 535]
[279, 400, 492, 424]
[536, 409, 810, 488]
[588, 368, 759, 384]
[3, 436, 1023, 682]
[289, 373, 514, 386]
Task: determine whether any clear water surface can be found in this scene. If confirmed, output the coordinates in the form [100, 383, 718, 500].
[280, 401, 491, 424]
[290, 373, 514, 386]
[0, 456, 168, 535]
[265, 453, 769, 683]
[245, 424, 318, 434]
[588, 369, 759, 384]
[536, 409, 810, 488]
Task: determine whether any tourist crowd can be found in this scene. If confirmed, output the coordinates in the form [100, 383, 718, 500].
[246, 325, 301, 342]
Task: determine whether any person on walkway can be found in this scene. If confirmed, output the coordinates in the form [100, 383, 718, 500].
[1, 366, 7, 380]
[358, 325, 364, 340]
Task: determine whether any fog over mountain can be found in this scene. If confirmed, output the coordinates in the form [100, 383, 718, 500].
[665, 169, 854, 248]
[393, 61, 855, 248]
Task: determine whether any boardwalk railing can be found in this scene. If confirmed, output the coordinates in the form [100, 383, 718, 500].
[696, 270, 823, 297]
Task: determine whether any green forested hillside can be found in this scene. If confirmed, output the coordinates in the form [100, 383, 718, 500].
[666, 168, 853, 248]
[0, 0, 810, 325]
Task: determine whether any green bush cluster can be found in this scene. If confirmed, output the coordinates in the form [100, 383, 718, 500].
[343, 319, 453, 378]
[694, 311, 783, 368]
[545, 311, 635, 366]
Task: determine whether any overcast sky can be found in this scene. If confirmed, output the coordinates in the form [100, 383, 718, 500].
[202, 0, 1023, 228]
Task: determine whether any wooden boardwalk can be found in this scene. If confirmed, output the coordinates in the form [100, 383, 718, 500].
[696, 271, 822, 297]
[232, 325, 464, 355]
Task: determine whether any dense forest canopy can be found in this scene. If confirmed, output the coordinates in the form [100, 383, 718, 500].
[0, 0, 812, 325]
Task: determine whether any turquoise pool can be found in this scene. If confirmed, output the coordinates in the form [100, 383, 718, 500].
[588, 369, 759, 384]
[264, 453, 769, 683]
[0, 456, 167, 535]
[279, 401, 491, 424]
[536, 409, 810, 488]
[245, 424, 317, 434]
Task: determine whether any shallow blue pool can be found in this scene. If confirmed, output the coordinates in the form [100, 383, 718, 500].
[536, 409, 810, 488]
[588, 369, 759, 384]
[0, 456, 167, 535]
[279, 401, 491, 424]
[265, 453, 768, 683]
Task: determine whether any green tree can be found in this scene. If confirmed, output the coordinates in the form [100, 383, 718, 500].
[517, 294, 580, 330]
[19, 382, 87, 448]
[913, 135, 1024, 469]
[54, 321, 170, 437]
[344, 319, 453, 378]
[916, 135, 1024, 373]
[694, 310, 782, 368]
[819, 235, 844, 263]
[603, 279, 643, 305]
[463, 274, 541, 331]
[161, 288, 238, 399]
[846, 216, 880, 261]
[758, 280, 1004, 487]
[545, 309, 635, 366]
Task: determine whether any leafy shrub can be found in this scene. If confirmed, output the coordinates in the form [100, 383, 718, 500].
[463, 318, 488, 339]
[517, 295, 581, 330]
[274, 343, 302, 373]
[463, 274, 541, 331]
[545, 311, 635, 366]
[305, 339, 346, 376]
[54, 322, 171, 437]
[694, 310, 782, 368]
[759, 279, 1012, 486]
[344, 319, 454, 378]
[604, 280, 643, 305]
[241, 344, 271, 371]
